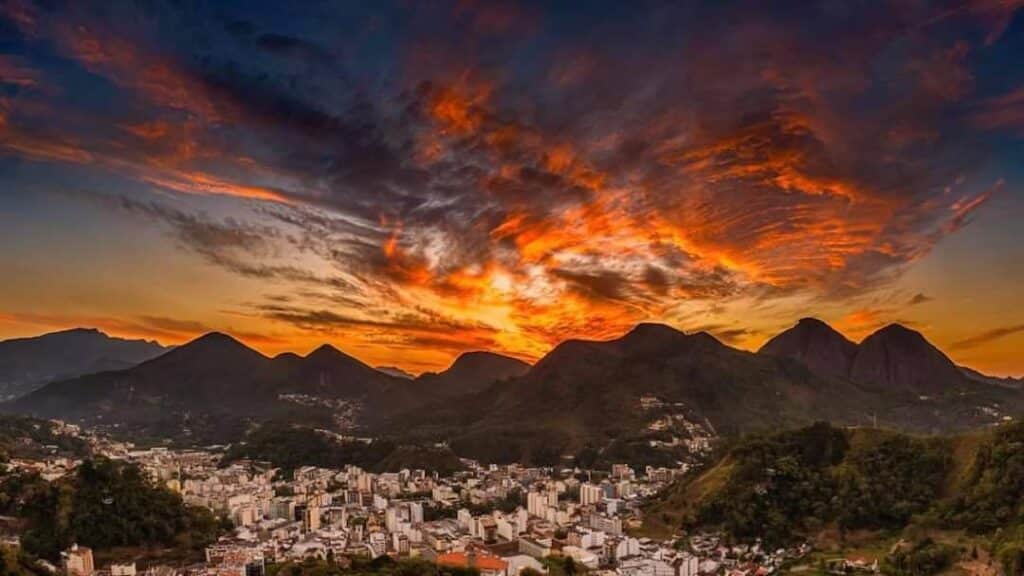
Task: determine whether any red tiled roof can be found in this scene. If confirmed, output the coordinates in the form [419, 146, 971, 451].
[437, 552, 508, 572]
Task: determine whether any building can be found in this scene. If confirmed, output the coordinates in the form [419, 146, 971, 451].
[579, 483, 603, 506]
[304, 503, 321, 532]
[504, 555, 547, 576]
[61, 544, 94, 576]
[518, 537, 552, 558]
[436, 550, 509, 576]
[110, 563, 136, 576]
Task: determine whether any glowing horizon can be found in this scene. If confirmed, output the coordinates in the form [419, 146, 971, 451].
[1, 1, 1022, 376]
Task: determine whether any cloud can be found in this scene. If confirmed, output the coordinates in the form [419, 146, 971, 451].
[970, 86, 1024, 135]
[0, 310, 285, 347]
[1, 0, 1020, 365]
[908, 293, 934, 306]
[952, 324, 1024, 351]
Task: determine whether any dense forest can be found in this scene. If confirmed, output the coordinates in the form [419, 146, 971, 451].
[644, 421, 1024, 575]
[0, 458, 225, 563]
[221, 423, 465, 475]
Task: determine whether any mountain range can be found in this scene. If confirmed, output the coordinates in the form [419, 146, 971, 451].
[3, 331, 529, 443]
[2, 319, 1020, 461]
[759, 318, 971, 395]
[0, 328, 168, 400]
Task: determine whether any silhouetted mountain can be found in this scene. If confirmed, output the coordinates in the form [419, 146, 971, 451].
[279, 344, 396, 398]
[850, 324, 967, 395]
[759, 318, 858, 379]
[392, 323, 878, 464]
[758, 319, 1024, 435]
[761, 319, 982, 396]
[0, 328, 167, 399]
[6, 322, 1022, 456]
[961, 366, 1023, 389]
[5, 333, 403, 442]
[415, 351, 530, 398]
[376, 366, 414, 380]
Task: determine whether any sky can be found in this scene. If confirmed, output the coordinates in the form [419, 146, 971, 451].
[1, 0, 1022, 376]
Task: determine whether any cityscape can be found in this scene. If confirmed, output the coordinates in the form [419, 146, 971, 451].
[1, 1, 1023, 576]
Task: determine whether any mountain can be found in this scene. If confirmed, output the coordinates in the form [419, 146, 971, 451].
[850, 323, 968, 395]
[6, 322, 1022, 458]
[761, 319, 999, 396]
[376, 366, 414, 379]
[758, 317, 858, 379]
[5, 333, 404, 442]
[414, 351, 530, 398]
[278, 344, 397, 399]
[961, 366, 1024, 389]
[389, 323, 878, 464]
[0, 328, 168, 399]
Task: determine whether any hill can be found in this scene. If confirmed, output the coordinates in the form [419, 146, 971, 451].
[642, 421, 1024, 552]
[220, 423, 465, 476]
[0, 328, 167, 400]
[1, 457, 224, 564]
[0, 415, 91, 461]
[414, 351, 530, 398]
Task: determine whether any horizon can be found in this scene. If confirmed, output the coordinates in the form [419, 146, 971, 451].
[1, 1, 1022, 376]
[7, 316, 1022, 379]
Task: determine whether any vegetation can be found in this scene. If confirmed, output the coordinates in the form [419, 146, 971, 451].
[0, 416, 90, 461]
[834, 432, 949, 531]
[941, 422, 1024, 532]
[222, 424, 464, 475]
[694, 423, 849, 545]
[644, 422, 1024, 549]
[268, 555, 479, 576]
[0, 545, 48, 576]
[880, 538, 958, 576]
[0, 458, 224, 562]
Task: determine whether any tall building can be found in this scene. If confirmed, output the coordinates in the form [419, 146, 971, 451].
[527, 491, 547, 517]
[409, 501, 424, 524]
[304, 503, 321, 532]
[579, 483, 603, 506]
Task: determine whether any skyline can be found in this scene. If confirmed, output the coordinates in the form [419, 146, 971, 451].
[2, 1, 1023, 376]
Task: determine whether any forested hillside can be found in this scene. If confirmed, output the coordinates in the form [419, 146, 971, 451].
[643, 422, 1024, 574]
[0, 458, 225, 564]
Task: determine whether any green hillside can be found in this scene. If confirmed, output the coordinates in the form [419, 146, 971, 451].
[642, 421, 1024, 573]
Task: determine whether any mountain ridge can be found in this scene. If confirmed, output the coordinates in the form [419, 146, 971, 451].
[4, 322, 1022, 461]
[760, 318, 986, 396]
[0, 327, 169, 400]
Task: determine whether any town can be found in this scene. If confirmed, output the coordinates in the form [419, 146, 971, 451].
[4, 422, 810, 576]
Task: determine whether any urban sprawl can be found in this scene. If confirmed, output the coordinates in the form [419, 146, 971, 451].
[7, 422, 815, 576]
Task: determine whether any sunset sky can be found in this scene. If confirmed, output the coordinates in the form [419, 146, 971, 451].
[1, 1, 1022, 375]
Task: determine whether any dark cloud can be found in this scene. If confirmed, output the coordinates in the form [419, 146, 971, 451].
[952, 324, 1024, 351]
[909, 293, 934, 306]
[551, 268, 628, 302]
[255, 33, 335, 65]
[1, 0, 1020, 357]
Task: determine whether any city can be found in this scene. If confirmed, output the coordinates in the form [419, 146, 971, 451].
[1, 0, 1022, 575]
[3, 419, 808, 576]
